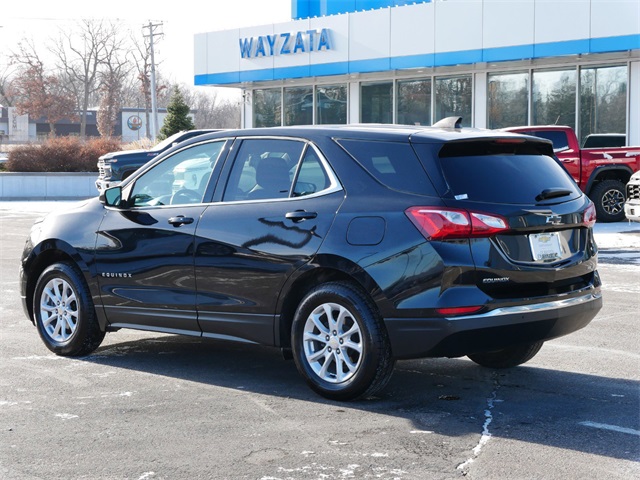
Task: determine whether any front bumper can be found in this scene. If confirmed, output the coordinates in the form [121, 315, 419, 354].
[95, 179, 120, 192]
[624, 199, 640, 222]
[384, 290, 602, 359]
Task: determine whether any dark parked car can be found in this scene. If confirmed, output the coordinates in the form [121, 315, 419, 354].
[96, 129, 217, 191]
[21, 125, 602, 400]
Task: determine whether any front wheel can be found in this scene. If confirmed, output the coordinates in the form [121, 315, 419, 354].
[33, 262, 105, 356]
[467, 341, 544, 369]
[589, 179, 626, 222]
[291, 282, 395, 401]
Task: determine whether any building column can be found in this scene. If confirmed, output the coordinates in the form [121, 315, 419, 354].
[349, 82, 360, 124]
[242, 90, 254, 129]
[474, 71, 487, 129]
[629, 61, 640, 146]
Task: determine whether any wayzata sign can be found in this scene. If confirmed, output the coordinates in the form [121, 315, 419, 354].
[239, 28, 332, 59]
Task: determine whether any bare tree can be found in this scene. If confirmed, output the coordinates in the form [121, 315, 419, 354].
[97, 29, 131, 137]
[130, 30, 167, 139]
[0, 65, 17, 107]
[51, 20, 114, 138]
[10, 41, 76, 136]
[179, 84, 240, 129]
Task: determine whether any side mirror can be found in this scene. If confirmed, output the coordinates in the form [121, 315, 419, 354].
[100, 186, 123, 207]
[554, 146, 570, 154]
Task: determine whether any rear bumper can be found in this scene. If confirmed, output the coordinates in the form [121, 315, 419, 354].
[384, 290, 602, 359]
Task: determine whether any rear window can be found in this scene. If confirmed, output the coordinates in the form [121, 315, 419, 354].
[336, 139, 437, 195]
[433, 141, 581, 204]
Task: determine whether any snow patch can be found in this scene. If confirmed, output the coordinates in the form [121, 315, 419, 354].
[55, 413, 79, 420]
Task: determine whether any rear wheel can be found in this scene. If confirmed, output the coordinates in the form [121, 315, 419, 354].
[467, 341, 544, 369]
[589, 179, 626, 222]
[291, 282, 395, 401]
[33, 262, 105, 356]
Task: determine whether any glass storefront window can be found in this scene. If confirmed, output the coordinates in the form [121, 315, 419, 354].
[253, 88, 282, 127]
[316, 85, 347, 124]
[435, 76, 472, 127]
[284, 87, 313, 126]
[580, 65, 627, 143]
[487, 72, 528, 129]
[533, 69, 576, 129]
[397, 79, 431, 126]
[361, 82, 393, 123]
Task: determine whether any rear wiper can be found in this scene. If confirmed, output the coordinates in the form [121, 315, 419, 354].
[535, 188, 573, 202]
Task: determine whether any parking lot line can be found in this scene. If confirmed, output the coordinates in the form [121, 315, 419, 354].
[579, 421, 640, 436]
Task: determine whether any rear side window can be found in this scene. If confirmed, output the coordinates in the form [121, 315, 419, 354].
[431, 141, 581, 205]
[336, 139, 436, 195]
[520, 130, 569, 151]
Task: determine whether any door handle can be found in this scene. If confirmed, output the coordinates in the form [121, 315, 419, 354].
[168, 215, 194, 227]
[285, 210, 317, 222]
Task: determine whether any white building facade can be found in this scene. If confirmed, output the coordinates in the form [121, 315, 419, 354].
[195, 0, 640, 145]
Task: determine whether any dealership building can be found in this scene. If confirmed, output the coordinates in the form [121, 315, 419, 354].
[195, 0, 639, 145]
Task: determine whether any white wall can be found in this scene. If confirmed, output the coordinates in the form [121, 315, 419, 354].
[0, 173, 98, 200]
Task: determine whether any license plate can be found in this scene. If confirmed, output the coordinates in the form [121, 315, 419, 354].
[529, 232, 563, 262]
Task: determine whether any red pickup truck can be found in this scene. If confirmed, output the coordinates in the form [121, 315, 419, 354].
[503, 125, 640, 222]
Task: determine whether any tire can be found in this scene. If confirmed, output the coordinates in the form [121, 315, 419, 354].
[33, 262, 105, 357]
[467, 341, 544, 369]
[291, 282, 395, 401]
[589, 179, 626, 223]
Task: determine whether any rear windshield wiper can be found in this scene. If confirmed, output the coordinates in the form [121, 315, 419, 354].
[535, 188, 573, 202]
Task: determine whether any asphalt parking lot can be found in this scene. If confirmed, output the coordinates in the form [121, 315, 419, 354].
[1, 201, 638, 480]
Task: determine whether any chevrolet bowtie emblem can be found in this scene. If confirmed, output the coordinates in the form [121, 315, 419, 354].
[545, 214, 562, 225]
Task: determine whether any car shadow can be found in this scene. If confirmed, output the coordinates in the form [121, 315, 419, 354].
[82, 333, 639, 462]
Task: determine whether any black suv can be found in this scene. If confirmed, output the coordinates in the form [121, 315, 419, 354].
[21, 125, 602, 400]
[95, 129, 217, 192]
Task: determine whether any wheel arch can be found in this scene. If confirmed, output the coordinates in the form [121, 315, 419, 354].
[275, 255, 384, 349]
[584, 165, 633, 194]
[23, 241, 97, 326]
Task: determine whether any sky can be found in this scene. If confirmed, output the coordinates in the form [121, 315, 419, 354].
[0, 0, 292, 97]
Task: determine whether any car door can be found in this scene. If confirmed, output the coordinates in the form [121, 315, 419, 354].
[193, 137, 344, 345]
[95, 139, 229, 334]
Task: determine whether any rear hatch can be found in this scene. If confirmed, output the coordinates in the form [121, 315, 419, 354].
[411, 135, 599, 305]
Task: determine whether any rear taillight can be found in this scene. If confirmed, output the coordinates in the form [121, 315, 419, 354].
[583, 202, 597, 228]
[405, 207, 509, 240]
[436, 306, 483, 316]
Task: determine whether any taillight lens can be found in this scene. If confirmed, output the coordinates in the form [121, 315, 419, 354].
[436, 306, 483, 316]
[583, 202, 597, 228]
[406, 207, 509, 240]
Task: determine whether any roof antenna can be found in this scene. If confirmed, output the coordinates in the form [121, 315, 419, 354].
[432, 116, 463, 129]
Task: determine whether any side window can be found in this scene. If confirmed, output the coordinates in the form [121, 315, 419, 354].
[336, 139, 436, 195]
[223, 139, 304, 201]
[130, 140, 225, 207]
[293, 149, 330, 197]
[530, 130, 569, 151]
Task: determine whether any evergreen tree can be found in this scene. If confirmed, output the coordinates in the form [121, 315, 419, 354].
[158, 86, 195, 140]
